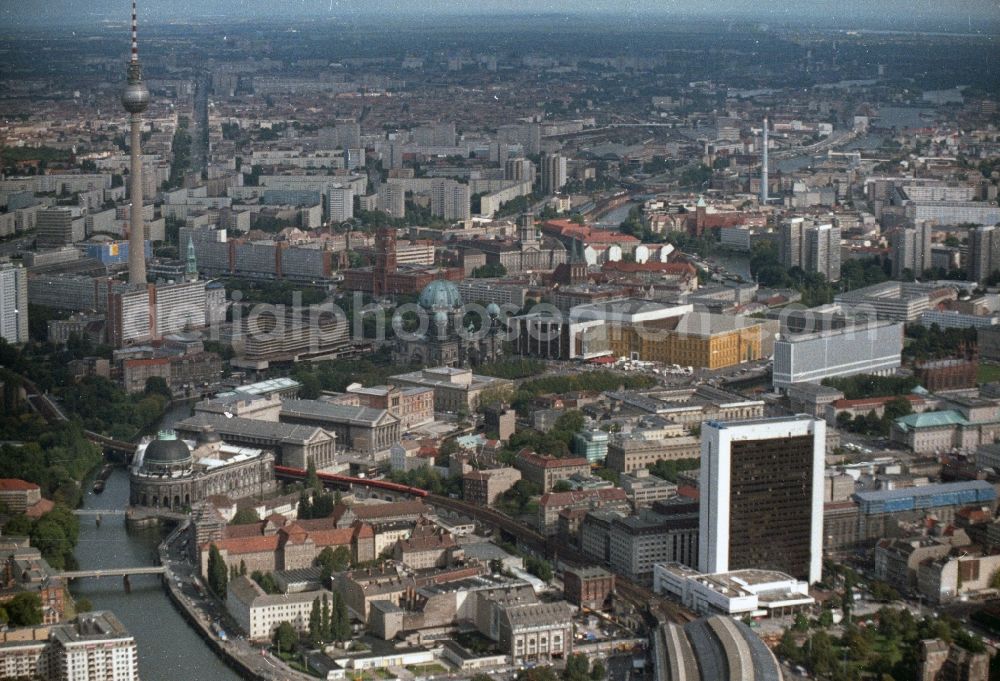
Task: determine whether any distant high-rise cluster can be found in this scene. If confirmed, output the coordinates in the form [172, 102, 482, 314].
[431, 179, 471, 221]
[890, 222, 933, 278]
[779, 217, 841, 282]
[541, 153, 567, 195]
[377, 182, 406, 219]
[968, 225, 1000, 283]
[327, 185, 354, 223]
[505, 157, 535, 184]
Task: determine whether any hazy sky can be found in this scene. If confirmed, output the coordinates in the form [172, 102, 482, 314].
[2, 0, 997, 25]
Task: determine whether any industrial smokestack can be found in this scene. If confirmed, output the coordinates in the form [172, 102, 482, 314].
[760, 117, 769, 205]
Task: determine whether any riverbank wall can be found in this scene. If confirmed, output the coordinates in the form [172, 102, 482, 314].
[156, 523, 272, 681]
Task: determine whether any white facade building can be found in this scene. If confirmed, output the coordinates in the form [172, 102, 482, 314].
[772, 322, 904, 390]
[430, 179, 471, 222]
[919, 310, 999, 330]
[47, 612, 139, 681]
[652, 563, 814, 617]
[226, 575, 332, 642]
[0, 262, 29, 344]
[327, 185, 354, 223]
[154, 280, 207, 336]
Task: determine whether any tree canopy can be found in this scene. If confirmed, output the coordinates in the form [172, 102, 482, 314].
[207, 544, 228, 597]
[230, 508, 260, 525]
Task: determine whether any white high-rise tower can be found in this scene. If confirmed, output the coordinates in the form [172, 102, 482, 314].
[121, 0, 150, 286]
[700, 416, 824, 584]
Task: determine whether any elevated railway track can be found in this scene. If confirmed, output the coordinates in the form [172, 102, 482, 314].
[275, 465, 696, 625]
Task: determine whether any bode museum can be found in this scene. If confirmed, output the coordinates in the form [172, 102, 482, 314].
[129, 427, 276, 510]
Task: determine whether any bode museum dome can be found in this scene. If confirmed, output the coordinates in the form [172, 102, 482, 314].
[129, 428, 275, 510]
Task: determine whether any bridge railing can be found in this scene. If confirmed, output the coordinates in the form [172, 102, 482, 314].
[59, 566, 167, 579]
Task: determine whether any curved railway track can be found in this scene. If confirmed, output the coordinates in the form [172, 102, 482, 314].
[15, 371, 697, 628]
[21, 375, 137, 454]
[425, 494, 696, 624]
[275, 466, 695, 625]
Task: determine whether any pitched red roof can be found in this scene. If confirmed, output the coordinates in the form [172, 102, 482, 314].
[516, 450, 590, 470]
[0, 479, 40, 491]
[334, 501, 431, 523]
[304, 528, 357, 548]
[25, 499, 54, 519]
[676, 486, 699, 500]
[602, 261, 695, 275]
[831, 395, 924, 409]
[207, 535, 281, 555]
[224, 524, 265, 539]
[542, 219, 640, 244]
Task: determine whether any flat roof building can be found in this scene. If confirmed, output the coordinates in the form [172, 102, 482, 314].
[48, 611, 139, 681]
[0, 262, 28, 345]
[772, 322, 903, 390]
[833, 281, 949, 322]
[227, 575, 332, 642]
[390, 367, 513, 413]
[653, 563, 814, 618]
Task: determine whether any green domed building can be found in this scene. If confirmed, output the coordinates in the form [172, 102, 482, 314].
[393, 279, 504, 368]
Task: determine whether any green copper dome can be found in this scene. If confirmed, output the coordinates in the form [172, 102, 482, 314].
[418, 279, 463, 310]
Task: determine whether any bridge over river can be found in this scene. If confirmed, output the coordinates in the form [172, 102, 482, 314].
[59, 566, 167, 580]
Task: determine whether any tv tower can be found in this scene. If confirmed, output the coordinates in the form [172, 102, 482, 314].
[121, 0, 149, 286]
[760, 117, 769, 205]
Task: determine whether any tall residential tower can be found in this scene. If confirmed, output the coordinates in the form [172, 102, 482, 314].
[121, 0, 150, 286]
[0, 262, 29, 345]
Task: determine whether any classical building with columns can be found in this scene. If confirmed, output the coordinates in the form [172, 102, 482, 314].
[173, 411, 338, 470]
[279, 399, 402, 456]
[129, 429, 276, 509]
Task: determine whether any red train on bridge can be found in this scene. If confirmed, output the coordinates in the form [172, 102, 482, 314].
[273, 465, 429, 498]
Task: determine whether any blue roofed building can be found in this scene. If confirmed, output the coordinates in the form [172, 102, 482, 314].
[853, 481, 996, 516]
[852, 481, 997, 548]
[825, 480, 998, 556]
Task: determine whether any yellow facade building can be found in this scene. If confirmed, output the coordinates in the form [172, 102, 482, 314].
[607, 312, 762, 370]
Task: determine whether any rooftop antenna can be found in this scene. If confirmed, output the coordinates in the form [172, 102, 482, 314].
[131, 0, 139, 62]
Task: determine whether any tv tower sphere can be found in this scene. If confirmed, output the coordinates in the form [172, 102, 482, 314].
[121, 0, 149, 115]
[122, 76, 149, 114]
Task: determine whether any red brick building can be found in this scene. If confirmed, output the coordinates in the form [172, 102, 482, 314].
[514, 450, 591, 493]
[199, 514, 375, 578]
[341, 227, 462, 296]
[563, 566, 615, 610]
[915, 358, 978, 392]
[685, 202, 767, 237]
[0, 479, 42, 513]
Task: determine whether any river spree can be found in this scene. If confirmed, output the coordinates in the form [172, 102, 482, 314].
[72, 402, 242, 681]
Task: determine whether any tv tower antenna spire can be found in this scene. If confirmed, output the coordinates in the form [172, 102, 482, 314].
[122, 0, 150, 286]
